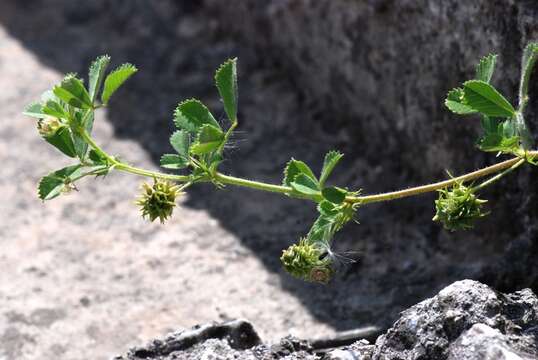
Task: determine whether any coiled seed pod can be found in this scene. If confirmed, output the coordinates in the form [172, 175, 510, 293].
[280, 239, 333, 284]
[136, 180, 182, 224]
[433, 182, 487, 231]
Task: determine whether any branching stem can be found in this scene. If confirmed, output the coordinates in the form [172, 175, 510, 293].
[80, 124, 536, 205]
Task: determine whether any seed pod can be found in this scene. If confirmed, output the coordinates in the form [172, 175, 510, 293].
[280, 239, 333, 284]
[433, 182, 488, 231]
[136, 179, 182, 224]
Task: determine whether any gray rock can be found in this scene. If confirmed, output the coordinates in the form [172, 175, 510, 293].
[448, 323, 535, 360]
[373, 280, 538, 359]
[115, 281, 538, 360]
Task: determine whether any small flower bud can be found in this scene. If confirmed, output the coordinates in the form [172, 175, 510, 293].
[280, 239, 333, 284]
[136, 179, 182, 224]
[433, 182, 487, 231]
[37, 116, 62, 138]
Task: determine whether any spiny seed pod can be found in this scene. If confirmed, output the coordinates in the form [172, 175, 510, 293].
[136, 180, 182, 224]
[280, 239, 333, 284]
[433, 182, 488, 231]
[37, 116, 62, 137]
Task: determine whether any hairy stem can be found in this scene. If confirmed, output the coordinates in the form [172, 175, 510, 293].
[79, 124, 536, 205]
[473, 158, 526, 192]
[78, 128, 191, 182]
[351, 153, 536, 204]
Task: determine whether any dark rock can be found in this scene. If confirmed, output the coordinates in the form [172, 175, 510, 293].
[116, 319, 261, 359]
[373, 280, 538, 359]
[114, 280, 538, 360]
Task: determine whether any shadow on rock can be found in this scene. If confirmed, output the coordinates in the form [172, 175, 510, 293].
[2, 0, 536, 332]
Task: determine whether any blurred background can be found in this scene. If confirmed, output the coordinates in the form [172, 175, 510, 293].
[1, 1, 537, 359]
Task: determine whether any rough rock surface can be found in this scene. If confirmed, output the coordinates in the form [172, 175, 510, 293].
[115, 280, 538, 360]
[207, 0, 538, 293]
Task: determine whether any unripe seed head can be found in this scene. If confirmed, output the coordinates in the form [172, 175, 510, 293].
[136, 180, 182, 224]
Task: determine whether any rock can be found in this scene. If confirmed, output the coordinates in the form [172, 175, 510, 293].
[447, 323, 535, 360]
[373, 280, 538, 359]
[115, 281, 538, 360]
[115, 319, 261, 359]
[206, 0, 538, 295]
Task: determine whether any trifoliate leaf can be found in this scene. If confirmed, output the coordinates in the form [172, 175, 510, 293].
[160, 154, 189, 169]
[463, 80, 516, 118]
[319, 150, 343, 187]
[190, 124, 225, 155]
[322, 186, 347, 204]
[53, 75, 93, 109]
[283, 159, 318, 187]
[290, 173, 320, 196]
[173, 99, 221, 133]
[215, 58, 238, 122]
[38, 164, 83, 200]
[23, 102, 46, 118]
[445, 88, 476, 115]
[519, 42, 538, 109]
[101, 63, 137, 105]
[170, 130, 190, 159]
[43, 127, 77, 158]
[475, 53, 497, 83]
[88, 55, 111, 103]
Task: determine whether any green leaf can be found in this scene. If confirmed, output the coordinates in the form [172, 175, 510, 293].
[317, 200, 338, 217]
[307, 215, 333, 242]
[463, 80, 516, 118]
[480, 116, 498, 133]
[53, 75, 92, 109]
[101, 63, 137, 105]
[174, 99, 221, 133]
[68, 110, 94, 161]
[475, 54, 497, 83]
[190, 124, 225, 155]
[42, 100, 69, 120]
[170, 130, 191, 159]
[322, 186, 347, 204]
[23, 102, 46, 118]
[89, 150, 107, 165]
[445, 88, 476, 115]
[160, 154, 189, 170]
[319, 150, 343, 186]
[290, 173, 320, 196]
[88, 55, 111, 103]
[38, 165, 83, 200]
[283, 159, 318, 186]
[43, 127, 77, 158]
[215, 58, 238, 122]
[519, 43, 538, 109]
[478, 133, 520, 153]
[478, 118, 520, 153]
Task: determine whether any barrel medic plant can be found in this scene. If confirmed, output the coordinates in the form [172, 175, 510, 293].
[24, 43, 538, 284]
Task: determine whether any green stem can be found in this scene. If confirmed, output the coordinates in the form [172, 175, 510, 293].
[473, 158, 526, 192]
[79, 123, 536, 205]
[78, 129, 191, 182]
[347, 152, 537, 204]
